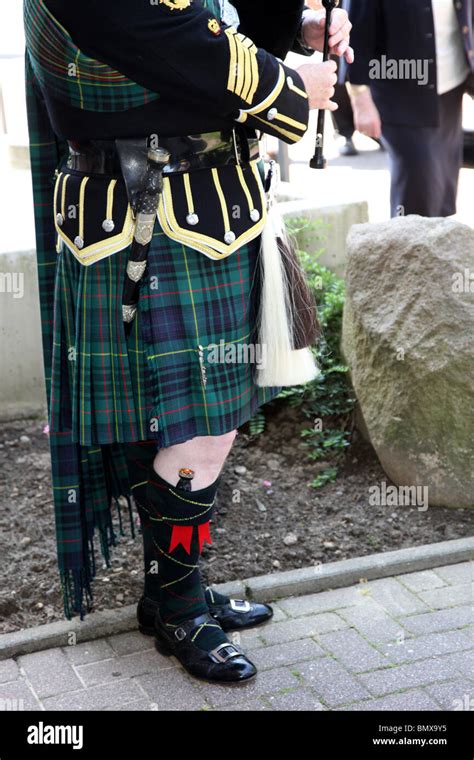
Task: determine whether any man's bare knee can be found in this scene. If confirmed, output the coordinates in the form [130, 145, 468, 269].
[212, 430, 237, 447]
[204, 430, 237, 459]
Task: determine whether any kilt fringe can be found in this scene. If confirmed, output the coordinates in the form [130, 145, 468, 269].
[56, 443, 137, 620]
[60, 569, 90, 622]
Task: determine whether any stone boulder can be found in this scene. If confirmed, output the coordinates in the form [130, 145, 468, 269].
[342, 216, 474, 508]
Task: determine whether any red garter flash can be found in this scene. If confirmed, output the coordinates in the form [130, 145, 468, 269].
[168, 522, 212, 554]
[198, 522, 212, 553]
[168, 525, 193, 554]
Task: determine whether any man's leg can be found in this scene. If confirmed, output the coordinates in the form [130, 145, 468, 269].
[148, 431, 235, 644]
[153, 430, 237, 491]
[128, 432, 235, 614]
[437, 82, 464, 217]
[382, 122, 443, 217]
[126, 436, 272, 636]
[331, 83, 356, 141]
[133, 431, 256, 681]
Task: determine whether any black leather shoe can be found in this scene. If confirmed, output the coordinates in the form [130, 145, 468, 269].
[137, 593, 273, 636]
[206, 591, 274, 631]
[154, 611, 257, 683]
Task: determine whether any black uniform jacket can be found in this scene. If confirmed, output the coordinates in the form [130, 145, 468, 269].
[42, 0, 311, 142]
[31, 0, 315, 265]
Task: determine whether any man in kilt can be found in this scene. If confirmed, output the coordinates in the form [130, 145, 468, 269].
[25, 0, 352, 683]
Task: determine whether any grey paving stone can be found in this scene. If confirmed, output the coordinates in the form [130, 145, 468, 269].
[439, 649, 474, 679]
[137, 668, 209, 711]
[107, 631, 155, 656]
[104, 699, 161, 711]
[18, 647, 83, 699]
[337, 599, 407, 644]
[417, 584, 473, 611]
[261, 613, 347, 646]
[401, 605, 473, 635]
[200, 667, 300, 707]
[0, 659, 20, 684]
[42, 679, 144, 710]
[396, 570, 447, 593]
[278, 584, 367, 617]
[76, 649, 173, 687]
[426, 680, 474, 711]
[227, 628, 267, 651]
[359, 657, 461, 697]
[344, 689, 441, 711]
[266, 688, 326, 711]
[213, 698, 273, 711]
[362, 577, 430, 616]
[268, 604, 288, 623]
[318, 628, 389, 673]
[63, 639, 116, 666]
[0, 680, 41, 711]
[247, 638, 325, 671]
[297, 657, 371, 707]
[381, 629, 473, 665]
[434, 562, 473, 587]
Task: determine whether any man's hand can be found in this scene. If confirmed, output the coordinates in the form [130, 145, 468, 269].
[297, 60, 339, 111]
[351, 89, 382, 140]
[301, 8, 354, 64]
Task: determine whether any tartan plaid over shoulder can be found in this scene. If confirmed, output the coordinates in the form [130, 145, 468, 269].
[24, 0, 160, 112]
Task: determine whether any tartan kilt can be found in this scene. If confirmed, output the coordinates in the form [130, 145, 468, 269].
[48, 214, 281, 616]
[50, 218, 280, 450]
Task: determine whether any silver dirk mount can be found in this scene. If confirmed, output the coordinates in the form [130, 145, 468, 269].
[134, 215, 156, 246]
[126, 260, 147, 283]
[122, 304, 138, 323]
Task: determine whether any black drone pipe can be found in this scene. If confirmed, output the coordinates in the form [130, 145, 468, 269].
[310, 0, 340, 170]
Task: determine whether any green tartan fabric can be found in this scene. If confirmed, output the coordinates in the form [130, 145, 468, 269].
[51, 212, 277, 450]
[25, 54, 138, 616]
[25, 0, 279, 618]
[24, 0, 160, 112]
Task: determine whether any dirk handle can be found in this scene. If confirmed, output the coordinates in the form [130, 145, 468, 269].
[122, 147, 170, 325]
[137, 147, 171, 216]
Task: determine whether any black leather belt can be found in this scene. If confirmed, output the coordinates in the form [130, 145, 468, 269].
[66, 129, 260, 175]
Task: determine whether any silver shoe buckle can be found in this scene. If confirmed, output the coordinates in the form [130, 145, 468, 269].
[174, 627, 187, 642]
[230, 599, 251, 614]
[209, 643, 241, 664]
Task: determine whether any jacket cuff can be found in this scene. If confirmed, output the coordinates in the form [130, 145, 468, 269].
[292, 7, 315, 57]
[234, 63, 309, 144]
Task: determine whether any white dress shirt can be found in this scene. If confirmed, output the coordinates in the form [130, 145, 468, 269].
[432, 0, 470, 94]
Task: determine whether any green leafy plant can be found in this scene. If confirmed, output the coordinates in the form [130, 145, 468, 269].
[248, 409, 266, 437]
[311, 467, 338, 489]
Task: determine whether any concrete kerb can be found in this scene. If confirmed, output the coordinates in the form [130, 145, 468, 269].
[246, 536, 474, 602]
[1, 537, 472, 660]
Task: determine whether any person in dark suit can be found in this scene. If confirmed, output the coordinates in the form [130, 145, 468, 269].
[345, 0, 474, 217]
[331, 54, 359, 155]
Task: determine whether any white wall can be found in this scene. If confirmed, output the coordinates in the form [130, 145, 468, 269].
[0, 2, 27, 142]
